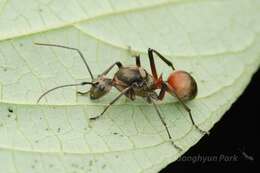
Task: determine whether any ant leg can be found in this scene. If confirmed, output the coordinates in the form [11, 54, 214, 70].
[150, 98, 182, 151]
[127, 46, 141, 67]
[148, 48, 158, 79]
[158, 83, 168, 100]
[148, 48, 175, 70]
[90, 86, 132, 120]
[148, 48, 175, 79]
[164, 82, 209, 135]
[135, 56, 149, 80]
[135, 55, 141, 67]
[101, 62, 122, 76]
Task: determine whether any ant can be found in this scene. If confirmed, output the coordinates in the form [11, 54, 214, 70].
[35, 42, 209, 151]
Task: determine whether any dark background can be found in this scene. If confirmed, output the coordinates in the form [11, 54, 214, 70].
[160, 69, 259, 172]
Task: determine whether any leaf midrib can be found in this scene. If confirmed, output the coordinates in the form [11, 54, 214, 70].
[0, 0, 190, 42]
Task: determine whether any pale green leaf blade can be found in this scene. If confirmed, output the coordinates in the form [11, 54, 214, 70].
[0, 0, 259, 173]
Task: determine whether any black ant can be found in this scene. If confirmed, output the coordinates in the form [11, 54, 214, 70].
[35, 43, 209, 151]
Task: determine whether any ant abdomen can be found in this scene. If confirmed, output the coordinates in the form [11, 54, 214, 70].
[167, 70, 198, 101]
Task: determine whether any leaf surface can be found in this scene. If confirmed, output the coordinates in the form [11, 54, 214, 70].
[0, 0, 259, 172]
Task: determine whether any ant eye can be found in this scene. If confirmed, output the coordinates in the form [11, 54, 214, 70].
[99, 85, 105, 91]
[93, 82, 99, 86]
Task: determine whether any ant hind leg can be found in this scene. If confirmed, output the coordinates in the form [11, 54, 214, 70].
[150, 98, 182, 152]
[164, 83, 209, 135]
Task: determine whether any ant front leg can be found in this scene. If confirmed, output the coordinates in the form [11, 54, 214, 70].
[90, 85, 133, 120]
[148, 48, 175, 80]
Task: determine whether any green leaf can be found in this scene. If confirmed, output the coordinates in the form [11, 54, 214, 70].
[0, 0, 259, 172]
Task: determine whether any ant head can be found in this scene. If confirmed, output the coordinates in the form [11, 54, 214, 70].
[34, 43, 113, 102]
[89, 75, 113, 100]
[167, 70, 197, 101]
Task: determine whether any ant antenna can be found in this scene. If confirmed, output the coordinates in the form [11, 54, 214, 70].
[34, 42, 94, 80]
[37, 82, 93, 103]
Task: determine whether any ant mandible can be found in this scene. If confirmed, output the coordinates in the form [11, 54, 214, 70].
[35, 43, 209, 151]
